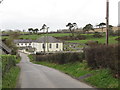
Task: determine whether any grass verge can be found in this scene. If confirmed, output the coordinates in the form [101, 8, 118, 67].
[30, 58, 119, 88]
[2, 66, 20, 89]
[15, 56, 21, 64]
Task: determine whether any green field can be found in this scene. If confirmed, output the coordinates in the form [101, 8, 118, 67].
[20, 33, 71, 39]
[2, 33, 94, 40]
[2, 33, 71, 40]
[2, 33, 119, 45]
[67, 36, 119, 44]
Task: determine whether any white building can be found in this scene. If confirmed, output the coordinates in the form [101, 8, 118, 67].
[14, 36, 63, 53]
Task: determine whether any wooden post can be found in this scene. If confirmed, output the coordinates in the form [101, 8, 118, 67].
[46, 27, 49, 52]
[43, 28, 46, 54]
[106, 0, 109, 45]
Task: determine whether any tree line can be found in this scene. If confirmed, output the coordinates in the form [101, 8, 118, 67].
[28, 22, 110, 36]
[66, 22, 113, 37]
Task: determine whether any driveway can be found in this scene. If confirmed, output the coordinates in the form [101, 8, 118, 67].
[17, 52, 94, 88]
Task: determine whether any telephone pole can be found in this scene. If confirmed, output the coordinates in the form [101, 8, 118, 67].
[46, 27, 49, 52]
[106, 0, 109, 45]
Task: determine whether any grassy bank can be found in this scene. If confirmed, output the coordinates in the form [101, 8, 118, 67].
[30, 59, 119, 88]
[2, 66, 20, 89]
[1, 55, 21, 89]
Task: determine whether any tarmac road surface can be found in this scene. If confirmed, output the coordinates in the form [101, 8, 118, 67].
[17, 52, 94, 88]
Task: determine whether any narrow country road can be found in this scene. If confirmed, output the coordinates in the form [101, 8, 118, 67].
[17, 52, 93, 88]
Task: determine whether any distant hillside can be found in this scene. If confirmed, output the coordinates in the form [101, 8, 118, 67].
[57, 27, 119, 33]
[89, 27, 119, 32]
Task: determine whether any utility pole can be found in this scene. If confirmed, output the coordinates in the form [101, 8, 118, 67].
[40, 24, 49, 54]
[106, 0, 109, 45]
[118, 1, 120, 29]
[46, 27, 49, 52]
[41, 24, 46, 54]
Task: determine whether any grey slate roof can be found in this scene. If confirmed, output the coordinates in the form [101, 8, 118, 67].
[14, 36, 62, 43]
[14, 39, 37, 43]
[37, 36, 62, 43]
[0, 41, 11, 54]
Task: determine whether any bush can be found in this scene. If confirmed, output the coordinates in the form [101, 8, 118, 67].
[93, 32, 103, 38]
[115, 37, 120, 43]
[85, 41, 99, 46]
[75, 34, 86, 40]
[109, 30, 115, 36]
[32, 52, 85, 64]
[114, 30, 120, 36]
[85, 44, 120, 78]
[55, 35, 86, 40]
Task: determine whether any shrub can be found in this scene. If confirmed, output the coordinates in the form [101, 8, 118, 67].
[109, 30, 115, 36]
[115, 37, 120, 43]
[85, 41, 99, 46]
[114, 30, 120, 36]
[75, 34, 86, 40]
[93, 32, 103, 38]
[85, 44, 120, 78]
[55, 35, 86, 40]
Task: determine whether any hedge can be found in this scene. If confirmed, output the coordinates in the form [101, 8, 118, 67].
[1, 55, 16, 77]
[33, 52, 85, 64]
[85, 44, 119, 78]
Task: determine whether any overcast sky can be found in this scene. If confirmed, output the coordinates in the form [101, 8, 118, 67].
[0, 0, 119, 31]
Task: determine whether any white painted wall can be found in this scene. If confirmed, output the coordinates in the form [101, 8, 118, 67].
[16, 43, 32, 47]
[32, 42, 63, 52]
[16, 42, 63, 53]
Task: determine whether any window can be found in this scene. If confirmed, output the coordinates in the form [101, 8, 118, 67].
[25, 43, 27, 45]
[42, 44, 45, 48]
[56, 44, 58, 48]
[17, 43, 19, 45]
[49, 44, 52, 48]
[21, 43, 23, 45]
[29, 43, 31, 45]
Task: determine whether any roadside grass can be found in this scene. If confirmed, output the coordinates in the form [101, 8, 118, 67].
[15, 56, 21, 64]
[0, 61, 2, 89]
[1, 55, 21, 89]
[2, 66, 20, 89]
[33, 61, 91, 77]
[84, 69, 119, 88]
[30, 59, 119, 88]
